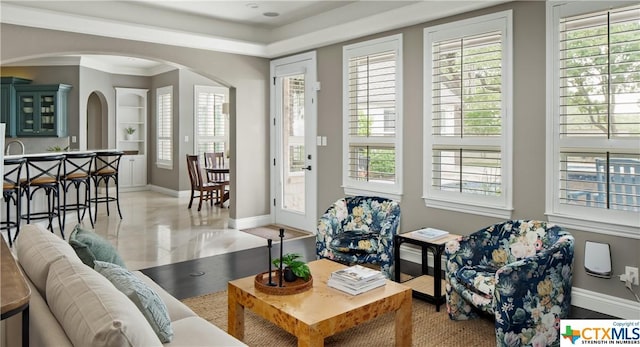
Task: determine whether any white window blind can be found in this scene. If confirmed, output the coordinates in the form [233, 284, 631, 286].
[431, 31, 503, 195]
[424, 11, 512, 217]
[548, 2, 640, 237]
[156, 86, 172, 169]
[343, 34, 403, 198]
[194, 85, 227, 161]
[557, 4, 640, 210]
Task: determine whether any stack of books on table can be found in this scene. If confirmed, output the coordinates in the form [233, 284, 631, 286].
[410, 227, 449, 241]
[328, 265, 386, 295]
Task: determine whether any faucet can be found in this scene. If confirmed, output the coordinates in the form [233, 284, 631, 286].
[5, 140, 25, 155]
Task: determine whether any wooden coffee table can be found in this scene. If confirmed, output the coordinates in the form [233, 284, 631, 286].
[228, 259, 412, 347]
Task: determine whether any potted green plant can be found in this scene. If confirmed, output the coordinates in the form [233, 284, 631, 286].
[125, 127, 136, 140]
[272, 253, 311, 282]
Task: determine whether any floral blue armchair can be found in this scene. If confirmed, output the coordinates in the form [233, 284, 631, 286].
[445, 220, 574, 347]
[316, 196, 401, 278]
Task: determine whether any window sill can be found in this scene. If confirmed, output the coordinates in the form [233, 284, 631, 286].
[423, 197, 513, 219]
[546, 213, 640, 240]
[344, 187, 402, 202]
[156, 163, 173, 170]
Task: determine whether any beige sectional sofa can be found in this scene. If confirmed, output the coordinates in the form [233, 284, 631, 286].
[4, 224, 246, 347]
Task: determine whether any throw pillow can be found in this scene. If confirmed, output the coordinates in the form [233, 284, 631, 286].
[94, 261, 174, 343]
[68, 224, 126, 268]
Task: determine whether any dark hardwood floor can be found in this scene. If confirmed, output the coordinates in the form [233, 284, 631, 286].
[140, 235, 617, 319]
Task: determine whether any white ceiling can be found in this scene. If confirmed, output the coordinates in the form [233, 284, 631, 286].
[1, 1, 509, 73]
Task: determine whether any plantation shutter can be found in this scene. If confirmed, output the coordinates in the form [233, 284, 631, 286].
[195, 87, 226, 157]
[558, 4, 640, 212]
[430, 30, 504, 196]
[157, 86, 172, 168]
[347, 50, 397, 183]
[559, 5, 640, 138]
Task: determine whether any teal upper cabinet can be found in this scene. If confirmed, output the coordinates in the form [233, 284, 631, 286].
[14, 84, 71, 137]
[1, 77, 32, 137]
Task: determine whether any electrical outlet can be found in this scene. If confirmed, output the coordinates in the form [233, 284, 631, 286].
[625, 266, 639, 286]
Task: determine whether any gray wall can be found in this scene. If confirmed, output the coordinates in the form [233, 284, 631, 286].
[310, 1, 640, 302]
[1, 23, 271, 221]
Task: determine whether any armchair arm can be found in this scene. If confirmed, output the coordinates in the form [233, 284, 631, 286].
[494, 235, 574, 345]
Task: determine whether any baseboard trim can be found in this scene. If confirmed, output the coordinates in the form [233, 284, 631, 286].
[148, 185, 182, 197]
[571, 287, 640, 320]
[229, 214, 272, 230]
[399, 245, 640, 319]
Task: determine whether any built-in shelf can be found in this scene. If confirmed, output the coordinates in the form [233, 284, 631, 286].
[115, 87, 148, 189]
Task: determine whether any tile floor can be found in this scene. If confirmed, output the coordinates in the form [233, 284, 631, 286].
[5, 190, 286, 270]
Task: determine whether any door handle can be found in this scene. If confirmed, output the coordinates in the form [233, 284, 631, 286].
[302, 165, 312, 171]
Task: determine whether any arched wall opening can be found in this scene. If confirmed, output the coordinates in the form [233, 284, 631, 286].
[86, 90, 107, 150]
[1, 23, 270, 222]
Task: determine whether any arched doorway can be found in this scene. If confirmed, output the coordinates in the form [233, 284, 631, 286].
[86, 91, 108, 150]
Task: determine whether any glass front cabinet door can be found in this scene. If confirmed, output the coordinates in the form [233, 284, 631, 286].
[14, 84, 71, 137]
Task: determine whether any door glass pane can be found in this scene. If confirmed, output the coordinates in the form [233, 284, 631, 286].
[282, 74, 305, 213]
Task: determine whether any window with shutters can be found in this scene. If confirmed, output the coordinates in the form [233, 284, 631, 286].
[343, 34, 403, 199]
[424, 11, 513, 218]
[194, 85, 228, 162]
[547, 2, 640, 237]
[156, 86, 173, 169]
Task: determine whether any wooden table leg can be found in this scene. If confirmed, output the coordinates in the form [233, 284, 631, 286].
[296, 325, 323, 347]
[227, 288, 245, 340]
[395, 290, 412, 347]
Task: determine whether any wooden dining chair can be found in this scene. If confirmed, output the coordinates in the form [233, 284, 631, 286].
[186, 154, 223, 211]
[204, 152, 229, 204]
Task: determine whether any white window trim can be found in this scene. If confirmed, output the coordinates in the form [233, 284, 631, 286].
[193, 85, 228, 155]
[423, 10, 513, 219]
[156, 85, 173, 170]
[545, 1, 640, 239]
[342, 34, 403, 201]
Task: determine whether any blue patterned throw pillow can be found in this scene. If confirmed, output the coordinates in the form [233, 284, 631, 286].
[93, 260, 174, 343]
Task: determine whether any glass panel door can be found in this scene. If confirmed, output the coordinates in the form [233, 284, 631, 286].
[281, 74, 306, 214]
[271, 52, 317, 232]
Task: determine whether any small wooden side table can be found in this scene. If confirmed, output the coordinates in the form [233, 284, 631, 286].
[393, 231, 459, 312]
[1, 237, 30, 347]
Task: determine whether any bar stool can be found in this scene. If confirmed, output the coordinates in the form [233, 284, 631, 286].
[90, 151, 124, 221]
[2, 157, 26, 246]
[61, 152, 96, 229]
[20, 154, 65, 237]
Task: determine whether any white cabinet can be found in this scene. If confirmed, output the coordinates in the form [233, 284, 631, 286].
[119, 155, 147, 189]
[116, 88, 148, 189]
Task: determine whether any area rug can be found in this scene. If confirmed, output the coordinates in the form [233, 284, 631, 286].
[182, 290, 496, 347]
[240, 224, 310, 241]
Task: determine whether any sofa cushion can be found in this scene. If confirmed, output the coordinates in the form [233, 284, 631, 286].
[46, 256, 162, 347]
[455, 265, 497, 298]
[94, 261, 174, 343]
[330, 230, 379, 254]
[68, 224, 126, 268]
[168, 317, 247, 346]
[15, 224, 81, 295]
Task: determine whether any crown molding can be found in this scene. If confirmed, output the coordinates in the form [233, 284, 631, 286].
[1, 1, 509, 59]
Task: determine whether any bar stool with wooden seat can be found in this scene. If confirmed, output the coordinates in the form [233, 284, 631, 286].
[2, 157, 26, 246]
[90, 151, 124, 221]
[61, 152, 96, 228]
[20, 154, 65, 237]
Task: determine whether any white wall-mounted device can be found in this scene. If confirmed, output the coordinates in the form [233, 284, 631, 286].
[584, 241, 612, 278]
